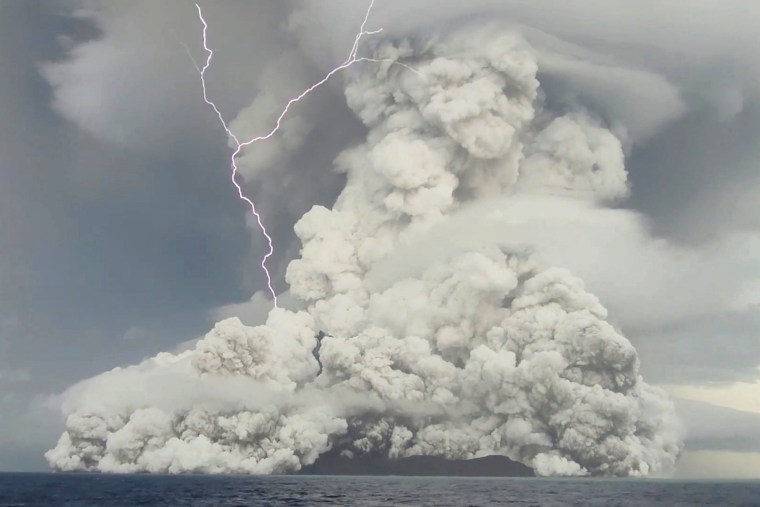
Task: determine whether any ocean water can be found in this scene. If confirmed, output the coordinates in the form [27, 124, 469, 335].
[1, 474, 759, 506]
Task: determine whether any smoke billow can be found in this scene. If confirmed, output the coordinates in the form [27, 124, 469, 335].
[46, 24, 682, 476]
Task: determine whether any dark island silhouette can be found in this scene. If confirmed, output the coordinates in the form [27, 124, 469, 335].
[298, 451, 535, 477]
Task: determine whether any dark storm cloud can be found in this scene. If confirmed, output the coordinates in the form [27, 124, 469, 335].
[634, 310, 760, 384]
[627, 102, 760, 243]
[1, 0, 249, 366]
[0, 1, 277, 468]
[675, 399, 760, 453]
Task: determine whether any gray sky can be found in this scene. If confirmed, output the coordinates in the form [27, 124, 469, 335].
[1, 0, 760, 475]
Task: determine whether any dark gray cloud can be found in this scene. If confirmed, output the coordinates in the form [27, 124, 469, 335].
[0, 0, 266, 469]
[674, 399, 760, 453]
[627, 102, 760, 242]
[634, 310, 760, 384]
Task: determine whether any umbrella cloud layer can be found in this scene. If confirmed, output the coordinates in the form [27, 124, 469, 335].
[46, 25, 682, 476]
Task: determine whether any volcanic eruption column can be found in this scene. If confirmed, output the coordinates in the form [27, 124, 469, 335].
[45, 0, 683, 477]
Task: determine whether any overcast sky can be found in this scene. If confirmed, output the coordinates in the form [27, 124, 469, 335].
[1, 0, 760, 476]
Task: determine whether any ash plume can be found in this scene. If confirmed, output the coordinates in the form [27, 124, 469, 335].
[46, 24, 682, 477]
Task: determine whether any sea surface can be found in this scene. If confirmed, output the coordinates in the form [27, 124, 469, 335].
[1, 473, 759, 506]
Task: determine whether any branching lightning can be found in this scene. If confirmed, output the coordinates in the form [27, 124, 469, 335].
[194, 0, 384, 309]
[194, 1, 422, 309]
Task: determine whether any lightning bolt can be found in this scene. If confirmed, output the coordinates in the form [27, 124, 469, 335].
[194, 0, 421, 309]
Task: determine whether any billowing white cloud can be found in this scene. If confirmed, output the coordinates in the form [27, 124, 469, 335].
[47, 24, 683, 477]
